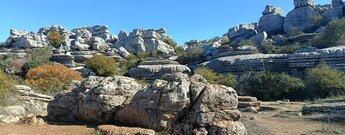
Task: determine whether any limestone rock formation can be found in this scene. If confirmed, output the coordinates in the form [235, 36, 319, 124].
[284, 5, 320, 33]
[259, 5, 285, 35]
[47, 76, 142, 123]
[0, 85, 52, 123]
[47, 73, 246, 134]
[114, 28, 175, 56]
[128, 60, 191, 80]
[294, 0, 315, 8]
[198, 45, 345, 77]
[322, 0, 344, 23]
[6, 29, 49, 48]
[228, 23, 258, 45]
[250, 31, 268, 45]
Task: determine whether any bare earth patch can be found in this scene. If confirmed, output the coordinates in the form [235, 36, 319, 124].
[0, 123, 94, 135]
[242, 102, 345, 135]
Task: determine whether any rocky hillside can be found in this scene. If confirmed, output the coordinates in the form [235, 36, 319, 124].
[183, 0, 345, 76]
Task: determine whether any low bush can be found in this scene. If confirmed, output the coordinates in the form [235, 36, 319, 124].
[194, 68, 237, 88]
[164, 36, 178, 49]
[237, 40, 256, 47]
[0, 70, 15, 98]
[25, 64, 83, 94]
[85, 55, 118, 77]
[238, 71, 304, 101]
[276, 43, 307, 54]
[25, 47, 52, 62]
[177, 47, 205, 65]
[305, 63, 345, 99]
[311, 18, 345, 48]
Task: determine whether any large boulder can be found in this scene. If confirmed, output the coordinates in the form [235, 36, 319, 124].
[250, 31, 268, 45]
[228, 23, 258, 45]
[259, 5, 285, 35]
[284, 6, 320, 33]
[47, 76, 143, 123]
[128, 60, 191, 80]
[47, 74, 246, 134]
[294, 0, 315, 8]
[323, 2, 344, 23]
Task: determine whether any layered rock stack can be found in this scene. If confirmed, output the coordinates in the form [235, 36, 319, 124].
[114, 29, 175, 56]
[198, 45, 345, 76]
[128, 60, 191, 80]
[47, 73, 246, 134]
[259, 5, 285, 35]
[238, 96, 261, 111]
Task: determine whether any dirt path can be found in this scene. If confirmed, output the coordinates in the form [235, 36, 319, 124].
[0, 123, 95, 135]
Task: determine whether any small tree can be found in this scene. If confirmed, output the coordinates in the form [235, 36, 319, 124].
[238, 71, 304, 101]
[85, 55, 118, 77]
[48, 31, 64, 48]
[305, 63, 345, 99]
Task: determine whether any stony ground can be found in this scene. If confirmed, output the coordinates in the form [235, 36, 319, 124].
[0, 102, 345, 135]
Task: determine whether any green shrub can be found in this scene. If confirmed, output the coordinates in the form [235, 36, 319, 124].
[311, 18, 345, 48]
[237, 40, 256, 47]
[309, 15, 324, 28]
[238, 71, 304, 101]
[164, 36, 178, 49]
[194, 68, 237, 88]
[194, 68, 218, 84]
[290, 28, 304, 36]
[177, 47, 205, 65]
[85, 55, 118, 77]
[25, 47, 52, 62]
[259, 41, 275, 54]
[305, 63, 345, 99]
[217, 74, 238, 88]
[0, 70, 15, 98]
[276, 43, 307, 54]
[48, 31, 64, 48]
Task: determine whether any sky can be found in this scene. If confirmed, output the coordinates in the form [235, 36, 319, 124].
[0, 0, 330, 45]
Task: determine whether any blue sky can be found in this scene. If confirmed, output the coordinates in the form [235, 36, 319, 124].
[0, 0, 329, 45]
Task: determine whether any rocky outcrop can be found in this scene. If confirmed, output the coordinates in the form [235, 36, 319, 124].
[47, 74, 246, 134]
[128, 60, 191, 80]
[250, 31, 268, 45]
[322, 0, 344, 23]
[199, 54, 289, 75]
[259, 5, 285, 35]
[294, 0, 315, 8]
[228, 23, 258, 45]
[6, 29, 49, 48]
[0, 85, 52, 123]
[184, 36, 228, 57]
[47, 76, 142, 123]
[199, 45, 345, 76]
[114, 28, 175, 56]
[284, 3, 320, 33]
